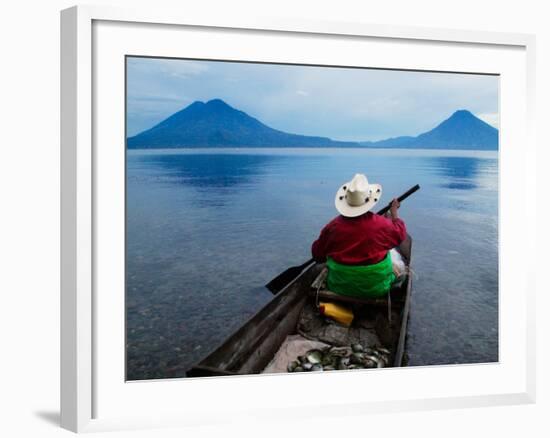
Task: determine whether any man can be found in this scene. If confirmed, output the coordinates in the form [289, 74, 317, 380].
[311, 173, 406, 298]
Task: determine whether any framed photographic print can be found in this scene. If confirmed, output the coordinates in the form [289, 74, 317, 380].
[61, 5, 536, 433]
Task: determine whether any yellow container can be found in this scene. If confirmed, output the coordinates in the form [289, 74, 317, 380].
[319, 301, 354, 327]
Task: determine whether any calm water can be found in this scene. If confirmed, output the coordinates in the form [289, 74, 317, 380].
[126, 148, 498, 380]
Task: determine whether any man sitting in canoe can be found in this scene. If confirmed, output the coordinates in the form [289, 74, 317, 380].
[311, 173, 406, 298]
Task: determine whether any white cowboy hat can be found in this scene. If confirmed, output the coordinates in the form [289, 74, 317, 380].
[334, 173, 382, 217]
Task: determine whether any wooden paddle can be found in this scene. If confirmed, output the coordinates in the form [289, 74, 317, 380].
[265, 184, 420, 294]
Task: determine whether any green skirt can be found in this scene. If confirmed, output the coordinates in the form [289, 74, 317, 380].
[326, 252, 395, 298]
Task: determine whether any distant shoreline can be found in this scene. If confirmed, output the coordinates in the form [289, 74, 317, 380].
[126, 146, 499, 155]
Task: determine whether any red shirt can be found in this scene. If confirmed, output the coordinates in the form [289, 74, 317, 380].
[311, 212, 407, 266]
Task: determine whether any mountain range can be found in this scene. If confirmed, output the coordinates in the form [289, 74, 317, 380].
[127, 99, 498, 150]
[360, 109, 498, 150]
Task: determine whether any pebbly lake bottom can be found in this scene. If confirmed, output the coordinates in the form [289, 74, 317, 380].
[126, 147, 498, 380]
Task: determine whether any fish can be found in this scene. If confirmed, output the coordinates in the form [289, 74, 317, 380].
[287, 360, 300, 372]
[329, 346, 352, 357]
[364, 355, 384, 368]
[306, 350, 323, 364]
[287, 343, 389, 373]
[350, 352, 365, 365]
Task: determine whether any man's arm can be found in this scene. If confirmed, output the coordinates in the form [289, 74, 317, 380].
[381, 198, 407, 247]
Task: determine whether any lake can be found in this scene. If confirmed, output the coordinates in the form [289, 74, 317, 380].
[126, 148, 498, 380]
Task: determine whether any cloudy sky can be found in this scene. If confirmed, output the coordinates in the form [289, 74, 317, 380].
[126, 56, 499, 141]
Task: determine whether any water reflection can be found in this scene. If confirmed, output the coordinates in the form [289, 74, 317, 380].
[429, 156, 486, 190]
[446, 181, 477, 190]
[136, 153, 290, 189]
[126, 148, 499, 379]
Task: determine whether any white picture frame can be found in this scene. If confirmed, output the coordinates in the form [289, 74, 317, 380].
[60, 4, 536, 433]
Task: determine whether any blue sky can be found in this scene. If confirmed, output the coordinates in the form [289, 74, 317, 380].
[126, 56, 499, 141]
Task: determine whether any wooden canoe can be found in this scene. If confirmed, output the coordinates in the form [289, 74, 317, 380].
[187, 235, 413, 377]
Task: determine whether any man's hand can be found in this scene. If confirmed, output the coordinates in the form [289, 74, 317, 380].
[390, 198, 400, 219]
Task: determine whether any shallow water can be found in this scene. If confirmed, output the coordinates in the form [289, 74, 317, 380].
[126, 148, 498, 380]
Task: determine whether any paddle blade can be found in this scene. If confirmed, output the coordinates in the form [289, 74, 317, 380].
[265, 258, 314, 294]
